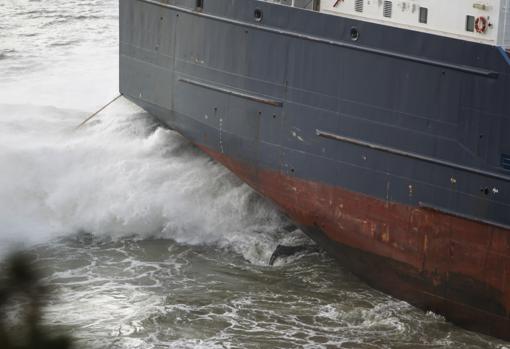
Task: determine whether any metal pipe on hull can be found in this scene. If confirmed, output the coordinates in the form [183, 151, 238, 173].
[119, 0, 510, 340]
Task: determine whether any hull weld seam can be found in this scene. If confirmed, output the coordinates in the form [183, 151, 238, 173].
[139, 0, 499, 78]
[419, 202, 510, 230]
[316, 129, 510, 182]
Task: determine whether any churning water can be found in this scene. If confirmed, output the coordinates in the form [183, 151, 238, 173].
[0, 1, 509, 348]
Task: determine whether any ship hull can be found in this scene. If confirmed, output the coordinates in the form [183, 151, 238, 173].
[120, 0, 510, 340]
[198, 143, 510, 339]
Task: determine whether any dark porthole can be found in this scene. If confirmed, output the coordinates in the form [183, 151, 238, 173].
[196, 0, 204, 10]
[254, 9, 263, 22]
[350, 27, 360, 41]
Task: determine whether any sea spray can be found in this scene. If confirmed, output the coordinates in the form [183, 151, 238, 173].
[0, 99, 293, 263]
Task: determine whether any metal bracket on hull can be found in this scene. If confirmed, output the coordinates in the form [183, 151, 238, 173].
[178, 77, 283, 107]
[315, 129, 510, 182]
[497, 46, 510, 66]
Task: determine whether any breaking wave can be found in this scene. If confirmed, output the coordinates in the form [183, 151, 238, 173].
[0, 98, 299, 264]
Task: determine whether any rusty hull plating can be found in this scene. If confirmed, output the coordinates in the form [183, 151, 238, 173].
[199, 144, 510, 340]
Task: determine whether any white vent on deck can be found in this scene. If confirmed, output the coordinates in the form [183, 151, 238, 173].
[419, 7, 428, 24]
[383, 1, 392, 18]
[355, 0, 364, 13]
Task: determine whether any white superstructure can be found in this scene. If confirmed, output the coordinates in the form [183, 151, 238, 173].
[265, 0, 510, 48]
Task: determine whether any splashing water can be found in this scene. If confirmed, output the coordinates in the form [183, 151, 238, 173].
[0, 99, 289, 263]
[1, 1, 510, 348]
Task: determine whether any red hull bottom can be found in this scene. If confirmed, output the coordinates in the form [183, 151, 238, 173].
[198, 144, 510, 341]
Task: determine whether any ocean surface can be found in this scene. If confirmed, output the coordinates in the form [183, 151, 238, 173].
[0, 1, 509, 348]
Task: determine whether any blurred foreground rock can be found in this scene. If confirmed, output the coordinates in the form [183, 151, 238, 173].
[0, 252, 73, 349]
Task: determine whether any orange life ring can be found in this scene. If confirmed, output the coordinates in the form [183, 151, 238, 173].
[475, 16, 488, 33]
